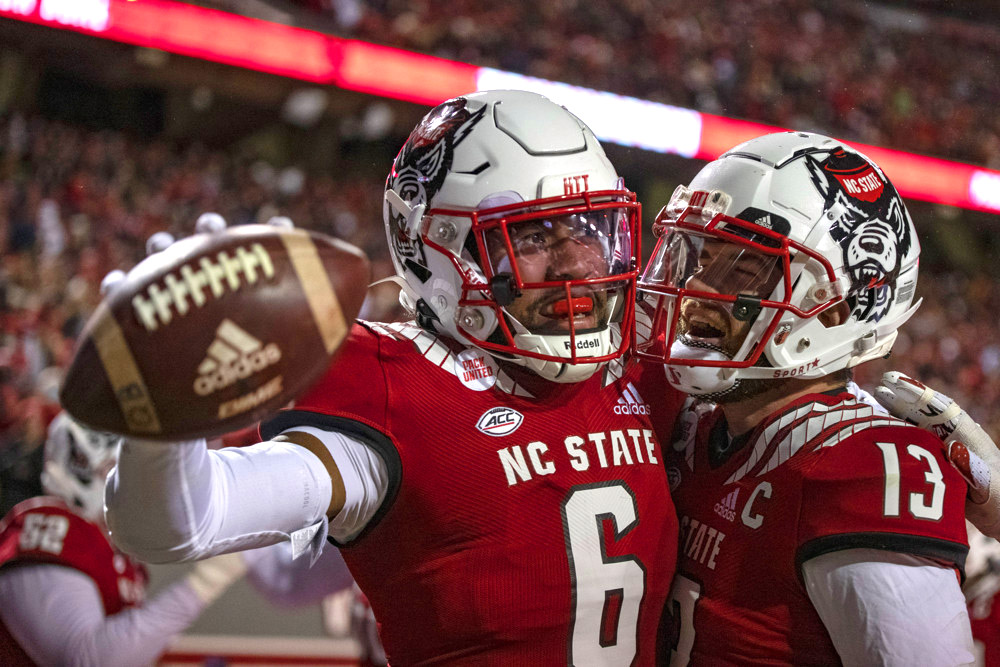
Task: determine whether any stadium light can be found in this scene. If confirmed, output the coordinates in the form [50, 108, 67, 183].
[2, 0, 999, 214]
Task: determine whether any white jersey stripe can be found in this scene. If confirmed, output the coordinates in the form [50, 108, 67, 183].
[361, 321, 536, 398]
[726, 398, 910, 484]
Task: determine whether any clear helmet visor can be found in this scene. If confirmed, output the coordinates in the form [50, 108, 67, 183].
[637, 224, 787, 367]
[478, 203, 635, 348]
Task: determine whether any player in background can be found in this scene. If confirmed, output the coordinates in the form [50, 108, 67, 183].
[104, 90, 685, 665]
[636, 131, 974, 664]
[0, 411, 251, 666]
[962, 526, 1000, 666]
[0, 409, 365, 666]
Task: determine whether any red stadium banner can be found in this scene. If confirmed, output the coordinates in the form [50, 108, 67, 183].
[2, 0, 999, 213]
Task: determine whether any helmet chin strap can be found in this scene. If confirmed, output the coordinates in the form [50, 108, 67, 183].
[665, 339, 739, 396]
[512, 328, 613, 383]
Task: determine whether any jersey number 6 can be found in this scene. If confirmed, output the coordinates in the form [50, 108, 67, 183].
[563, 482, 645, 666]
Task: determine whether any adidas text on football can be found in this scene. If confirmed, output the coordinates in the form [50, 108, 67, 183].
[194, 320, 282, 396]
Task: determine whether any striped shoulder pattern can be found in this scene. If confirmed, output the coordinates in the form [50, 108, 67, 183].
[360, 321, 534, 397]
[725, 398, 911, 485]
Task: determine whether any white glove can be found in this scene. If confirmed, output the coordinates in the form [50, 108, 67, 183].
[184, 552, 249, 605]
[875, 371, 1000, 538]
[101, 212, 293, 297]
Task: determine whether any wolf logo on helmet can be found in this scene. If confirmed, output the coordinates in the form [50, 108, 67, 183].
[806, 148, 914, 323]
[386, 99, 486, 271]
[636, 131, 921, 398]
[382, 90, 641, 384]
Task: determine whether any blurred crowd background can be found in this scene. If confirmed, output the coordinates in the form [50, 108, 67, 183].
[2, 0, 1000, 512]
[289, 0, 1000, 167]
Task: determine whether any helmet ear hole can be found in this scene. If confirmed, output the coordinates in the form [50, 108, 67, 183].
[818, 302, 851, 328]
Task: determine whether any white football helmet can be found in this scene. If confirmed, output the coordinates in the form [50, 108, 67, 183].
[41, 411, 121, 523]
[636, 131, 920, 397]
[383, 90, 640, 383]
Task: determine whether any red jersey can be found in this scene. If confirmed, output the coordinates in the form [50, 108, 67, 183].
[662, 392, 968, 666]
[0, 497, 148, 665]
[970, 591, 1000, 666]
[967, 539, 1000, 667]
[263, 321, 685, 666]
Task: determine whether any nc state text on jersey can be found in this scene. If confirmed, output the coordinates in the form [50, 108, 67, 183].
[132, 243, 275, 332]
[498, 429, 660, 486]
[679, 514, 726, 570]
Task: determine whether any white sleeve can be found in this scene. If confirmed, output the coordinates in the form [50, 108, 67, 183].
[284, 426, 389, 543]
[105, 436, 334, 562]
[105, 428, 389, 563]
[803, 548, 975, 666]
[0, 564, 210, 667]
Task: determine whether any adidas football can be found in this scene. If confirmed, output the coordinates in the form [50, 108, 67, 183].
[60, 225, 370, 441]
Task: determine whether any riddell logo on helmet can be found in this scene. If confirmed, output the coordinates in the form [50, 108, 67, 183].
[614, 383, 651, 415]
[194, 320, 281, 396]
[564, 338, 601, 351]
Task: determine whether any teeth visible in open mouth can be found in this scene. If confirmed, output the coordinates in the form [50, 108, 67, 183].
[858, 267, 879, 281]
[688, 322, 724, 338]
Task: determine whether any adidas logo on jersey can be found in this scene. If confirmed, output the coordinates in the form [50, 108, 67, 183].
[193, 319, 281, 396]
[614, 382, 651, 415]
[714, 488, 739, 522]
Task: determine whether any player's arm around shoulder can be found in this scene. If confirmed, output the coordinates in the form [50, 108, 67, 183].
[796, 425, 974, 666]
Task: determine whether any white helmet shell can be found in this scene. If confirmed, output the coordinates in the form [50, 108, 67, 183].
[41, 412, 121, 523]
[638, 131, 920, 396]
[384, 90, 640, 383]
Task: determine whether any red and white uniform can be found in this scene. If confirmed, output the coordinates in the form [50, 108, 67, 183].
[964, 527, 1000, 666]
[662, 391, 969, 665]
[0, 497, 147, 664]
[970, 593, 1000, 666]
[262, 321, 685, 666]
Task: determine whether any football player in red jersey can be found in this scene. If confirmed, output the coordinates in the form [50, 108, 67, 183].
[964, 527, 1000, 666]
[0, 412, 254, 665]
[636, 131, 975, 664]
[105, 90, 685, 665]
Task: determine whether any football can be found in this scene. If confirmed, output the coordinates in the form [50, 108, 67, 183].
[60, 225, 370, 441]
